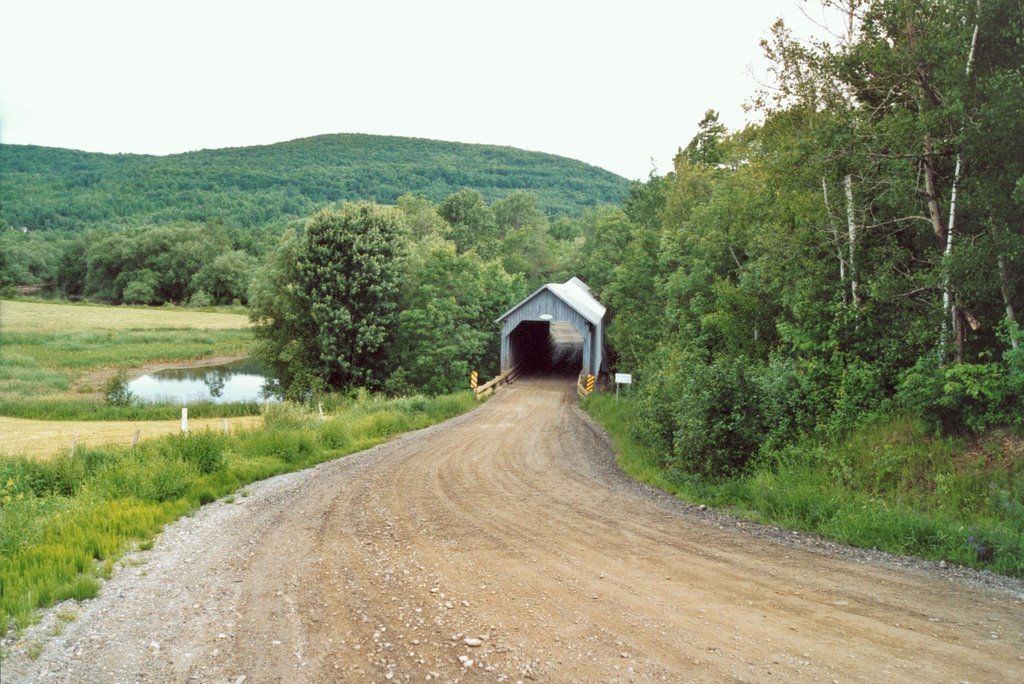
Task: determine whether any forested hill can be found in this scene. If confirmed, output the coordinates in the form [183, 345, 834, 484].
[0, 134, 630, 232]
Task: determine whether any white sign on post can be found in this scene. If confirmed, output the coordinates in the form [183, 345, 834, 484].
[614, 373, 633, 384]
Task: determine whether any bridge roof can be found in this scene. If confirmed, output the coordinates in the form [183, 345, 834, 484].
[498, 277, 606, 327]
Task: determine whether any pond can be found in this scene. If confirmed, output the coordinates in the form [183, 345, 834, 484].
[127, 358, 277, 404]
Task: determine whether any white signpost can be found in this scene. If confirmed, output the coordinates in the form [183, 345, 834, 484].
[614, 373, 632, 396]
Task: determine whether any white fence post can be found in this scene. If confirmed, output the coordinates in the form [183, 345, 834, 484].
[181, 407, 188, 434]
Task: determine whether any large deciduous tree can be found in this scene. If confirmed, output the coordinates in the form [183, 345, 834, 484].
[251, 203, 407, 397]
[298, 204, 407, 391]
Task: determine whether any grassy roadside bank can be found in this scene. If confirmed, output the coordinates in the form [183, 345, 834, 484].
[584, 393, 1024, 579]
[0, 391, 478, 636]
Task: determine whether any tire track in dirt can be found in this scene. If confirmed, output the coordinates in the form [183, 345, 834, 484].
[7, 377, 1024, 682]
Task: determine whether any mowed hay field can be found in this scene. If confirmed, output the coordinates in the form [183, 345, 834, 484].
[0, 415, 264, 459]
[0, 299, 257, 455]
[0, 299, 251, 333]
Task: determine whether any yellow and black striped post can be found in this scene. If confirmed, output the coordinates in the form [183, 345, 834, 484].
[586, 374, 595, 394]
[470, 370, 478, 389]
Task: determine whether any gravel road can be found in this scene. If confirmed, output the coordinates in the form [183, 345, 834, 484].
[6, 377, 1024, 682]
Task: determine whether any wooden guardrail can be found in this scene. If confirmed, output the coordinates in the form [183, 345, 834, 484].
[474, 365, 521, 399]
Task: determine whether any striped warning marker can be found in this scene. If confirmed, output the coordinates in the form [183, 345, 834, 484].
[586, 375, 595, 393]
[470, 370, 478, 389]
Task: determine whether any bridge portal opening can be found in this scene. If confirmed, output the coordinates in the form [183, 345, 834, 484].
[508, 320, 584, 376]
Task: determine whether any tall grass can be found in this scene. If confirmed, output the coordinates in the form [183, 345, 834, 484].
[0, 390, 477, 634]
[584, 393, 1024, 579]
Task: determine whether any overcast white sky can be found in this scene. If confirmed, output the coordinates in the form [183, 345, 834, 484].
[0, 0, 833, 180]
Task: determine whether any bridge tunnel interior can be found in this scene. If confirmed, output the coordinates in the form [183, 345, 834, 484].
[508, 320, 584, 377]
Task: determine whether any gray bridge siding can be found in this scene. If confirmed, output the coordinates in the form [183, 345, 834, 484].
[499, 288, 605, 378]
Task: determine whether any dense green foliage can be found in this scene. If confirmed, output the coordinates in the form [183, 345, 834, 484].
[575, 0, 1023, 484]
[389, 239, 524, 395]
[0, 134, 628, 234]
[0, 391, 477, 632]
[585, 393, 1024, 578]
[252, 204, 407, 395]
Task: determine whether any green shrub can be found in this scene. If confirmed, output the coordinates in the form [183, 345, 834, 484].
[103, 369, 135, 407]
[630, 346, 690, 457]
[188, 290, 214, 308]
[897, 360, 1021, 434]
[666, 355, 766, 478]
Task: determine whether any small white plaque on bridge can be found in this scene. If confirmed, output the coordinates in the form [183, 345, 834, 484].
[614, 373, 632, 384]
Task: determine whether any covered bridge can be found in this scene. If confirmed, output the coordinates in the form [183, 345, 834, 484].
[496, 277, 606, 379]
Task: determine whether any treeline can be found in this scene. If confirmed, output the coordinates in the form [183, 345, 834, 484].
[572, 0, 1023, 477]
[0, 133, 629, 233]
[1, 222, 271, 306]
[0, 187, 616, 309]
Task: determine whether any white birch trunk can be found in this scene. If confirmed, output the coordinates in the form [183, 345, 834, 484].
[822, 178, 847, 303]
[844, 174, 860, 307]
[942, 15, 979, 361]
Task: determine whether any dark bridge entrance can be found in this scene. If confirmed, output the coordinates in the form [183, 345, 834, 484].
[507, 320, 584, 376]
[497, 277, 605, 379]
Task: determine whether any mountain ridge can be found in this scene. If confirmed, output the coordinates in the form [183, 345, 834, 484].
[0, 133, 630, 232]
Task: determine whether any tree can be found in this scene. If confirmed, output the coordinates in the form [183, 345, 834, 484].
[190, 250, 257, 304]
[395, 193, 448, 239]
[493, 191, 547, 235]
[121, 269, 160, 305]
[681, 110, 728, 166]
[438, 189, 500, 258]
[249, 230, 323, 399]
[294, 203, 407, 392]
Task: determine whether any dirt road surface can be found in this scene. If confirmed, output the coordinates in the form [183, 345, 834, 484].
[8, 377, 1024, 682]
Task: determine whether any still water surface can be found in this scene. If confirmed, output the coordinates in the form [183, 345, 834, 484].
[127, 358, 275, 404]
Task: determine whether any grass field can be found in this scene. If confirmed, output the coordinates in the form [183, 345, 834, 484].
[0, 416, 264, 459]
[0, 300, 253, 413]
[0, 300, 250, 333]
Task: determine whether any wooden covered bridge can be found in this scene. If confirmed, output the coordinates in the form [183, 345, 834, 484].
[496, 277, 607, 380]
